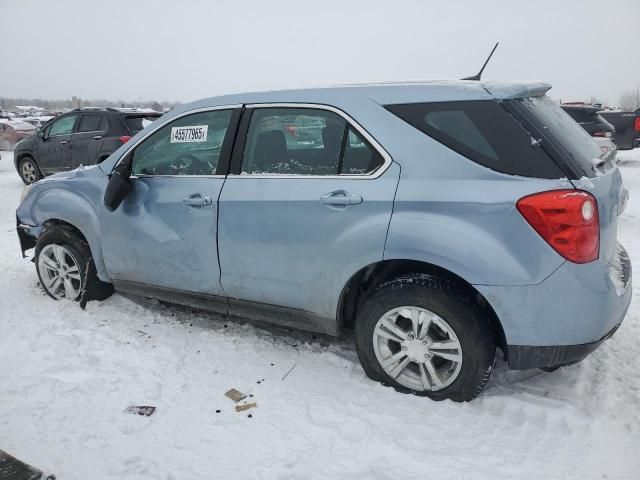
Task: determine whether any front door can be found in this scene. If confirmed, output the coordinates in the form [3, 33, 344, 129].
[218, 105, 399, 324]
[100, 107, 240, 298]
[37, 114, 78, 173]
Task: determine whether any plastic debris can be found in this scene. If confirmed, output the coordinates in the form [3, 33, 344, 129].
[125, 405, 156, 416]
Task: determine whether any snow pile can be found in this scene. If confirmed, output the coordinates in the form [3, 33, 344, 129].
[1, 150, 640, 479]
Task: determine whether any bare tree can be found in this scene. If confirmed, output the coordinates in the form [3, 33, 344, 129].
[619, 88, 640, 111]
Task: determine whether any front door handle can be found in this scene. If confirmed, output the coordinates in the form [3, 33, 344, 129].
[60, 140, 69, 145]
[320, 190, 363, 206]
[183, 194, 213, 207]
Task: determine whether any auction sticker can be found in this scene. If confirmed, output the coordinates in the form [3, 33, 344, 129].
[170, 125, 208, 143]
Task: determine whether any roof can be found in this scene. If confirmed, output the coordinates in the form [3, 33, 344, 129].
[169, 80, 553, 116]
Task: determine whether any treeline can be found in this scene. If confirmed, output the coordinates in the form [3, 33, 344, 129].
[0, 97, 180, 112]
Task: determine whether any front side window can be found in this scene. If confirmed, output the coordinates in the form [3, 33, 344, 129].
[241, 107, 383, 176]
[132, 109, 233, 176]
[48, 115, 78, 136]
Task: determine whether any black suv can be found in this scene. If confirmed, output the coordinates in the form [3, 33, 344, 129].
[13, 108, 162, 184]
[560, 104, 615, 139]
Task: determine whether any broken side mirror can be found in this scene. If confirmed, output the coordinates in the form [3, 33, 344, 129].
[104, 153, 133, 212]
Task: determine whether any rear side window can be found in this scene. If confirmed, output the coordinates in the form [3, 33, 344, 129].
[385, 101, 565, 178]
[78, 114, 104, 132]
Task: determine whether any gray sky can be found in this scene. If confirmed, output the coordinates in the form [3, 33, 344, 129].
[1, 0, 639, 105]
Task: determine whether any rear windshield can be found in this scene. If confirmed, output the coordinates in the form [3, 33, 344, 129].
[125, 115, 160, 134]
[385, 100, 565, 178]
[515, 96, 603, 177]
[562, 107, 599, 124]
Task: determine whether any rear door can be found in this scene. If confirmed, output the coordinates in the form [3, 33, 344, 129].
[37, 114, 78, 173]
[70, 113, 108, 168]
[218, 105, 399, 326]
[100, 106, 240, 300]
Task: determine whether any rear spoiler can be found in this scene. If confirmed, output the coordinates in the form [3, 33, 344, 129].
[482, 81, 552, 100]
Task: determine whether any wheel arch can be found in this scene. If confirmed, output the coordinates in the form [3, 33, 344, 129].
[29, 186, 109, 283]
[15, 152, 41, 173]
[337, 259, 508, 360]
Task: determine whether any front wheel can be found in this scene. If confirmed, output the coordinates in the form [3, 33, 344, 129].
[355, 275, 496, 402]
[35, 226, 113, 302]
[19, 157, 42, 184]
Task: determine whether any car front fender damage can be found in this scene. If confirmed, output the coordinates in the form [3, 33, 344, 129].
[16, 216, 43, 259]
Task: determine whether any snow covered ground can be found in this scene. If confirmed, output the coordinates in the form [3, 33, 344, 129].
[1, 149, 639, 480]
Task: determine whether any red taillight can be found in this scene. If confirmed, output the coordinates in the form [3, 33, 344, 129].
[119, 135, 132, 144]
[517, 190, 599, 264]
[634, 117, 640, 132]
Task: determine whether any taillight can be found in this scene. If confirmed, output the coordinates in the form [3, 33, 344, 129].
[634, 117, 640, 132]
[119, 135, 132, 144]
[592, 131, 611, 138]
[517, 190, 599, 264]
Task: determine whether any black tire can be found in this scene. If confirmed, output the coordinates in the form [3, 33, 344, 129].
[355, 274, 496, 402]
[35, 225, 113, 302]
[18, 156, 42, 185]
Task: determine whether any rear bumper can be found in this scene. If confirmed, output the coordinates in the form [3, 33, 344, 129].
[507, 324, 620, 370]
[477, 243, 632, 365]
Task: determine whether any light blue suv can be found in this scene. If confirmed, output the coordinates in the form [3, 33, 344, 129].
[16, 81, 632, 401]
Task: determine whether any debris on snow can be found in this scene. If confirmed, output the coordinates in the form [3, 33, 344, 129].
[235, 402, 257, 413]
[282, 361, 299, 381]
[224, 388, 247, 402]
[125, 405, 156, 416]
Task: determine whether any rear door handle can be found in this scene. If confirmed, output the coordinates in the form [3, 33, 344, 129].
[92, 135, 103, 140]
[183, 194, 213, 207]
[320, 190, 363, 206]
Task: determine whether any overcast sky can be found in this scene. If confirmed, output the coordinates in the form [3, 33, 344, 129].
[1, 0, 638, 105]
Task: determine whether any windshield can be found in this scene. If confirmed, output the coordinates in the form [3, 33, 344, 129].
[516, 96, 603, 177]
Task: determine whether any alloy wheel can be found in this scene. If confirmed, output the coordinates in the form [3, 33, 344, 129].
[373, 306, 463, 391]
[37, 244, 82, 300]
[21, 161, 38, 183]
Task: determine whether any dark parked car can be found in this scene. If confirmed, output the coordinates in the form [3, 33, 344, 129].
[13, 108, 162, 184]
[0, 121, 36, 151]
[561, 104, 615, 139]
[599, 109, 640, 150]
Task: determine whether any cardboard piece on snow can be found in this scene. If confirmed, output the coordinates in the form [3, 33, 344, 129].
[225, 388, 247, 402]
[235, 402, 257, 412]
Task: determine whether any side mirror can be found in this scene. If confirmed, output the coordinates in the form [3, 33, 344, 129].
[37, 128, 45, 139]
[104, 154, 133, 212]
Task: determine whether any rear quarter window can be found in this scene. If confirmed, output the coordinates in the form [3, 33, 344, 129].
[385, 100, 565, 179]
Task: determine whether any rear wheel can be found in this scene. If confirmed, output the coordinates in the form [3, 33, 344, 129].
[355, 275, 496, 402]
[19, 157, 42, 184]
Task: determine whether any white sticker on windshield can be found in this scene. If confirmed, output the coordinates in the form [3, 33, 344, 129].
[170, 125, 208, 143]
